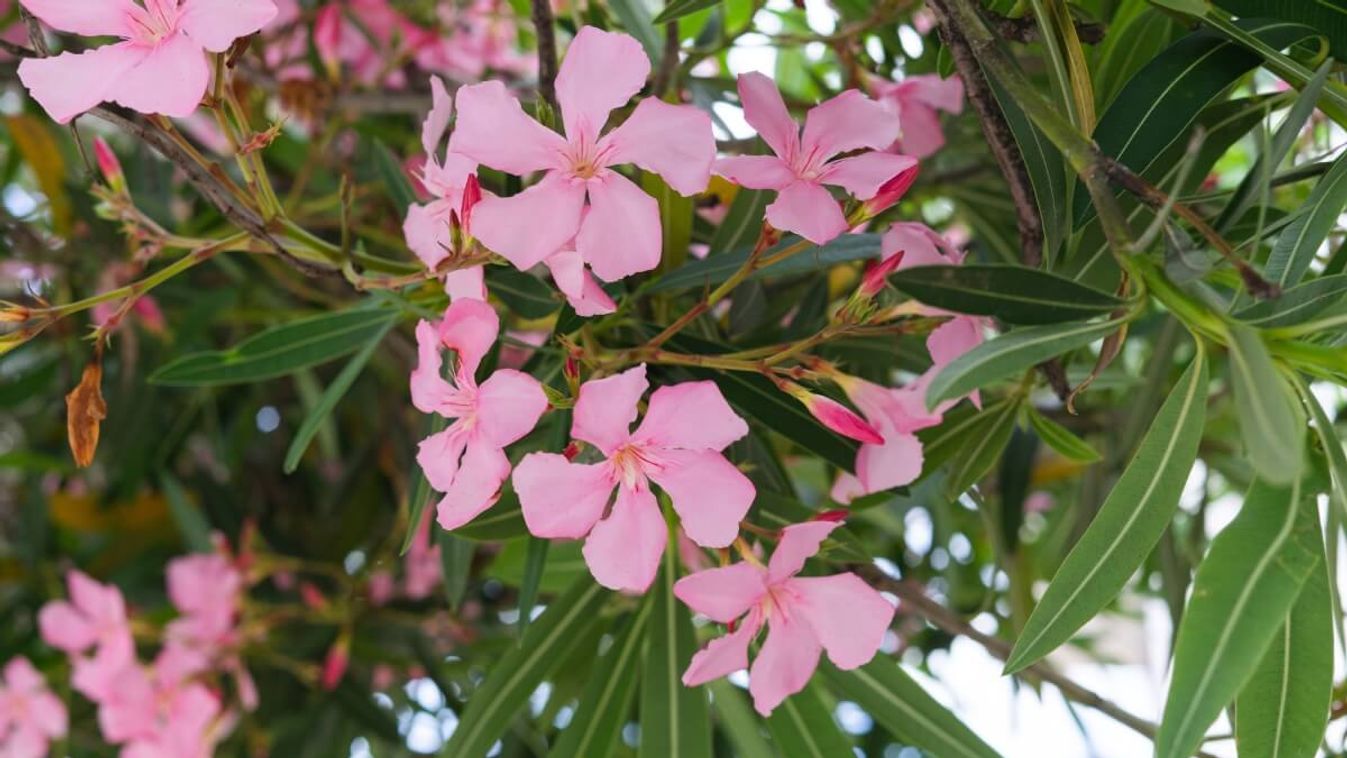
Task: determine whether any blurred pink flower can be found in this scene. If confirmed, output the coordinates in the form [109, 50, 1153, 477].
[514, 364, 754, 592]
[0, 657, 67, 758]
[675, 519, 894, 714]
[871, 74, 964, 159]
[38, 570, 135, 702]
[715, 72, 916, 243]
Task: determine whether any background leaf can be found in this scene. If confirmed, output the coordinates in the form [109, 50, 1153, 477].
[891, 265, 1123, 324]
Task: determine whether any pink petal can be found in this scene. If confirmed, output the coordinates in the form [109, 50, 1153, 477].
[474, 369, 548, 447]
[841, 376, 943, 436]
[855, 434, 923, 494]
[30, 691, 68, 739]
[820, 152, 919, 200]
[178, 0, 278, 53]
[633, 381, 748, 451]
[712, 155, 795, 190]
[403, 200, 452, 269]
[18, 0, 139, 36]
[576, 172, 661, 282]
[37, 601, 96, 653]
[602, 98, 714, 195]
[472, 174, 586, 271]
[682, 613, 761, 687]
[514, 453, 614, 539]
[801, 393, 885, 444]
[436, 440, 511, 530]
[409, 320, 458, 415]
[830, 472, 865, 505]
[67, 570, 125, 625]
[448, 81, 568, 175]
[928, 315, 985, 367]
[555, 26, 649, 144]
[544, 248, 616, 316]
[444, 266, 487, 301]
[416, 426, 468, 493]
[3, 656, 44, 691]
[109, 34, 210, 118]
[884, 222, 958, 267]
[789, 573, 895, 669]
[421, 75, 454, 156]
[903, 74, 964, 113]
[736, 72, 799, 161]
[767, 520, 840, 583]
[895, 101, 946, 159]
[749, 614, 822, 715]
[801, 89, 898, 162]
[765, 181, 848, 245]
[673, 563, 766, 623]
[582, 485, 666, 592]
[4, 725, 49, 758]
[439, 297, 499, 379]
[17, 43, 148, 124]
[573, 363, 646, 455]
[648, 449, 753, 548]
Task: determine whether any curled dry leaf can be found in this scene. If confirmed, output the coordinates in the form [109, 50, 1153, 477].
[65, 359, 107, 468]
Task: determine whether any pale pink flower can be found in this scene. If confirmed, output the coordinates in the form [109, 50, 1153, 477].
[420, 0, 532, 81]
[449, 26, 715, 284]
[412, 298, 549, 530]
[871, 74, 964, 159]
[403, 507, 443, 600]
[102, 647, 226, 758]
[882, 223, 988, 374]
[38, 570, 135, 701]
[513, 364, 754, 593]
[314, 0, 428, 87]
[17, 0, 277, 123]
[0, 657, 67, 758]
[829, 372, 946, 502]
[402, 75, 487, 301]
[674, 519, 894, 715]
[165, 553, 242, 649]
[714, 72, 916, 244]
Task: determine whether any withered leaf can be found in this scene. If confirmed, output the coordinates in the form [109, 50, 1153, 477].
[66, 360, 107, 467]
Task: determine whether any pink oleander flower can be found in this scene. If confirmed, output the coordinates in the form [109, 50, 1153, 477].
[882, 223, 988, 372]
[403, 507, 443, 600]
[421, 0, 532, 81]
[99, 646, 226, 758]
[314, 0, 430, 87]
[829, 371, 946, 503]
[674, 519, 894, 715]
[714, 72, 917, 244]
[17, 0, 277, 123]
[871, 74, 965, 159]
[513, 364, 755, 593]
[38, 570, 135, 701]
[449, 26, 715, 285]
[165, 552, 242, 649]
[0, 657, 67, 758]
[412, 298, 549, 530]
[403, 75, 488, 301]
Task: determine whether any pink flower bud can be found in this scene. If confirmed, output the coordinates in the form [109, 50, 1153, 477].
[812, 509, 849, 523]
[299, 582, 328, 611]
[859, 250, 905, 299]
[782, 382, 884, 444]
[460, 174, 482, 234]
[93, 138, 125, 193]
[861, 163, 919, 218]
[321, 636, 350, 690]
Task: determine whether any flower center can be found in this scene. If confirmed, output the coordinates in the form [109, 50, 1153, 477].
[127, 0, 180, 44]
[609, 443, 655, 490]
[565, 135, 613, 181]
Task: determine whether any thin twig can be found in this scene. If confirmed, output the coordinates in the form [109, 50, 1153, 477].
[652, 20, 681, 98]
[985, 10, 1107, 44]
[529, 0, 559, 113]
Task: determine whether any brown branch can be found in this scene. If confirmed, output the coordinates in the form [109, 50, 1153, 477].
[652, 20, 681, 98]
[986, 10, 1106, 45]
[852, 565, 1218, 758]
[529, 0, 559, 113]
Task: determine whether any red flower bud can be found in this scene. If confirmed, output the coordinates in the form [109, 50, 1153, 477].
[861, 162, 919, 218]
[93, 137, 125, 193]
[781, 381, 884, 444]
[859, 250, 905, 299]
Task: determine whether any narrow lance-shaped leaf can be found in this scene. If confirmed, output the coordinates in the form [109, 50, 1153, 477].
[889, 265, 1124, 325]
[648, 233, 881, 294]
[926, 318, 1126, 407]
[440, 576, 608, 758]
[822, 659, 1004, 758]
[1265, 147, 1347, 288]
[1235, 537, 1333, 758]
[1004, 355, 1207, 673]
[1227, 324, 1305, 484]
[550, 604, 652, 758]
[765, 679, 855, 758]
[516, 536, 548, 639]
[437, 530, 474, 610]
[706, 680, 775, 758]
[1026, 406, 1102, 463]
[401, 414, 447, 555]
[1156, 477, 1322, 758]
[1233, 273, 1347, 328]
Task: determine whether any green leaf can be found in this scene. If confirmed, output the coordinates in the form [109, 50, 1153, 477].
[485, 267, 560, 318]
[890, 265, 1123, 325]
[283, 316, 393, 473]
[706, 681, 774, 758]
[550, 605, 650, 758]
[373, 139, 418, 212]
[926, 318, 1125, 407]
[753, 492, 870, 563]
[1266, 149, 1347, 289]
[986, 76, 1068, 262]
[708, 188, 770, 256]
[648, 234, 880, 294]
[1227, 324, 1305, 484]
[607, 0, 662, 61]
[765, 679, 854, 758]
[1025, 406, 1101, 463]
[453, 495, 530, 541]
[1235, 543, 1333, 758]
[1215, 59, 1332, 234]
[1156, 477, 1322, 758]
[661, 333, 858, 469]
[822, 659, 1003, 758]
[516, 536, 548, 639]
[1092, 3, 1178, 108]
[440, 577, 608, 758]
[652, 0, 720, 24]
[1079, 19, 1314, 227]
[437, 530, 474, 610]
[159, 473, 213, 553]
[1004, 356, 1208, 673]
[942, 398, 1020, 499]
[150, 307, 399, 386]
[1233, 274, 1347, 328]
[645, 172, 695, 273]
[640, 529, 712, 758]
[1214, 0, 1347, 57]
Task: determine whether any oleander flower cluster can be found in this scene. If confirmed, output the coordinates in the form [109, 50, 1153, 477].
[393, 25, 974, 712]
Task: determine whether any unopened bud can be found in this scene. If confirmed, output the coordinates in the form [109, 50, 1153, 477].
[460, 174, 482, 236]
[321, 634, 350, 690]
[780, 381, 884, 444]
[93, 138, 126, 193]
[858, 251, 905, 299]
[812, 509, 849, 523]
[238, 122, 284, 156]
[856, 161, 919, 221]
